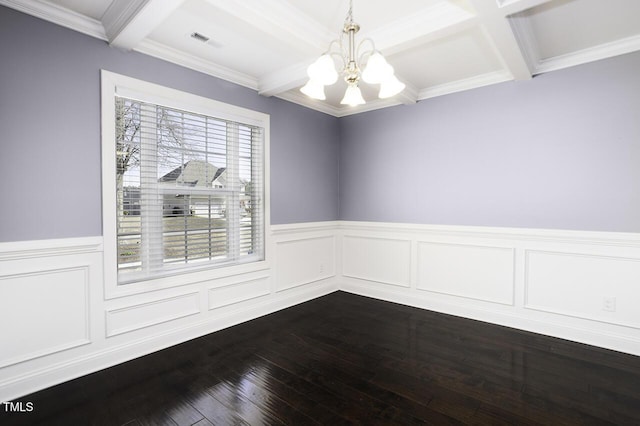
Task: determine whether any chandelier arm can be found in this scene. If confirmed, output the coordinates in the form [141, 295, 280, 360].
[324, 39, 342, 54]
[328, 51, 347, 70]
[356, 37, 377, 66]
[321, 39, 347, 70]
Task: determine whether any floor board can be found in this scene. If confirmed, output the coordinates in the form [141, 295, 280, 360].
[2, 291, 640, 425]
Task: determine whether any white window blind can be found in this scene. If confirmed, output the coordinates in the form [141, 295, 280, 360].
[115, 96, 264, 284]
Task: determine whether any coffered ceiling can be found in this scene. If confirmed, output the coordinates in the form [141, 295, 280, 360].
[3, 0, 640, 116]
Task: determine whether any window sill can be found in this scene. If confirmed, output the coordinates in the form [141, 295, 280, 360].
[104, 259, 271, 300]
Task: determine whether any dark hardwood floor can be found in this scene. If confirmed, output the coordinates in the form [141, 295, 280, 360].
[3, 291, 640, 425]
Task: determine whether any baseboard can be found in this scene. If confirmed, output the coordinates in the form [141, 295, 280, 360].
[0, 280, 337, 401]
[342, 280, 640, 355]
[337, 218, 640, 357]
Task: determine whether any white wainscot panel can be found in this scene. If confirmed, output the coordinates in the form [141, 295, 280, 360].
[417, 242, 515, 305]
[275, 236, 335, 292]
[209, 276, 271, 310]
[106, 292, 200, 337]
[525, 250, 640, 328]
[343, 236, 411, 287]
[0, 268, 90, 368]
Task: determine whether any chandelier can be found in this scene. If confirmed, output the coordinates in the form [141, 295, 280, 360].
[300, 0, 405, 106]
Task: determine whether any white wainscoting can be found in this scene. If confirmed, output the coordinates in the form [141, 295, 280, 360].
[0, 241, 99, 369]
[338, 221, 640, 357]
[208, 275, 271, 310]
[525, 250, 640, 329]
[3, 220, 640, 401]
[106, 292, 201, 337]
[274, 233, 336, 292]
[343, 235, 411, 287]
[0, 222, 338, 401]
[416, 242, 515, 305]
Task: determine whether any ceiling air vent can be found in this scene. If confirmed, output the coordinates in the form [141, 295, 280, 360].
[190, 32, 210, 43]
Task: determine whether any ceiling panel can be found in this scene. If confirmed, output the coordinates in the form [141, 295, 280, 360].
[517, 0, 640, 60]
[389, 28, 504, 88]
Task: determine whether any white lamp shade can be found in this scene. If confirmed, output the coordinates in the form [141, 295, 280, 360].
[300, 79, 326, 100]
[307, 54, 338, 85]
[340, 84, 365, 106]
[362, 52, 393, 84]
[378, 75, 406, 98]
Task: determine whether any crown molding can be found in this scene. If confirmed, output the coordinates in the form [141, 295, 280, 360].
[0, 0, 106, 40]
[134, 39, 258, 90]
[336, 98, 405, 118]
[275, 86, 421, 118]
[102, 0, 185, 49]
[534, 33, 640, 75]
[274, 90, 343, 117]
[418, 70, 513, 101]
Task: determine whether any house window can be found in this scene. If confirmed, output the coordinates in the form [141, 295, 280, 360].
[102, 71, 269, 286]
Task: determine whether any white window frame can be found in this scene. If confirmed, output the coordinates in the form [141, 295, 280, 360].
[101, 70, 270, 299]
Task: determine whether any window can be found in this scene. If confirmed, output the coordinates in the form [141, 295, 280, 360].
[102, 71, 269, 287]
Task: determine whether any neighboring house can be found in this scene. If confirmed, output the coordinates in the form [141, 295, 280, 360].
[122, 161, 251, 218]
[159, 160, 229, 217]
[159, 160, 226, 188]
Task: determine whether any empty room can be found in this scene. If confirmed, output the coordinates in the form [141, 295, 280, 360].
[1, 0, 640, 424]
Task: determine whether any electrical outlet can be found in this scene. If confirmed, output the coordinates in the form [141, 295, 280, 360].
[603, 296, 616, 312]
[319, 263, 324, 274]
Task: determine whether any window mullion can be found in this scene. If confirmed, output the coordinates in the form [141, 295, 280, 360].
[140, 103, 163, 274]
[227, 122, 240, 262]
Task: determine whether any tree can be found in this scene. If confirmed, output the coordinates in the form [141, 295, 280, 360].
[115, 100, 191, 214]
[115, 101, 141, 175]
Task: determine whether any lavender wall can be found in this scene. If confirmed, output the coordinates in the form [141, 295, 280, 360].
[339, 51, 640, 232]
[2, 6, 640, 241]
[0, 6, 340, 242]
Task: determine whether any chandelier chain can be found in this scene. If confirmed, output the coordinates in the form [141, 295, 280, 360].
[346, 0, 354, 26]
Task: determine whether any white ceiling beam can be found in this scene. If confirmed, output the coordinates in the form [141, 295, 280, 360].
[395, 79, 419, 105]
[496, 0, 555, 16]
[258, 62, 310, 97]
[102, 0, 186, 50]
[466, 0, 533, 80]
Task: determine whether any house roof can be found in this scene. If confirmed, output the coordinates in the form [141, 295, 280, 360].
[159, 160, 226, 186]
